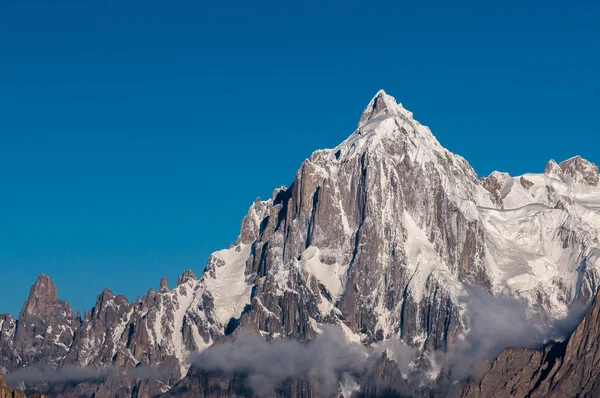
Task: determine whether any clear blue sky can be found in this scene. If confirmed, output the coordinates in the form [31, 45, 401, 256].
[1, 0, 598, 317]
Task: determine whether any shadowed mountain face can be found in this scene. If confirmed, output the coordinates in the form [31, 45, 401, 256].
[1, 90, 599, 397]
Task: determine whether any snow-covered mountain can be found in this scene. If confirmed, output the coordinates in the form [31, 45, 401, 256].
[1, 90, 599, 397]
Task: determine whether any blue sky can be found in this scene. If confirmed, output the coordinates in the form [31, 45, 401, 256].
[1, 0, 598, 317]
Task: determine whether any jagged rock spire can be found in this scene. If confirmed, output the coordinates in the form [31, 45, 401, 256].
[89, 287, 114, 318]
[20, 274, 58, 318]
[177, 270, 196, 286]
[544, 159, 561, 176]
[159, 277, 169, 291]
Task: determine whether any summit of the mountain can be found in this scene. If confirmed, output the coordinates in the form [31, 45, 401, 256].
[357, 89, 414, 128]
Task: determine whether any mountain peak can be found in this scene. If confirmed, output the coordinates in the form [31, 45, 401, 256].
[160, 277, 169, 291]
[357, 89, 413, 128]
[99, 286, 114, 300]
[544, 159, 561, 175]
[559, 155, 596, 172]
[21, 274, 59, 318]
[177, 270, 196, 286]
[560, 156, 599, 186]
[545, 156, 599, 186]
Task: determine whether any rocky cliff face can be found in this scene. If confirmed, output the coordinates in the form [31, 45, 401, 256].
[1, 90, 599, 397]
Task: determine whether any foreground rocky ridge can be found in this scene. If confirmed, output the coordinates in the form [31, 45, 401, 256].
[1, 90, 599, 397]
[462, 286, 600, 397]
[0, 374, 43, 398]
[1, 374, 24, 398]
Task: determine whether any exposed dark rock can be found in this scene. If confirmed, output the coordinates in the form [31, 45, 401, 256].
[160, 277, 169, 292]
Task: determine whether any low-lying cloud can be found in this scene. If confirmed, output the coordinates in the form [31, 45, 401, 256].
[5, 365, 106, 385]
[4, 364, 165, 386]
[444, 287, 546, 380]
[191, 325, 369, 396]
[443, 286, 588, 381]
[191, 326, 435, 396]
